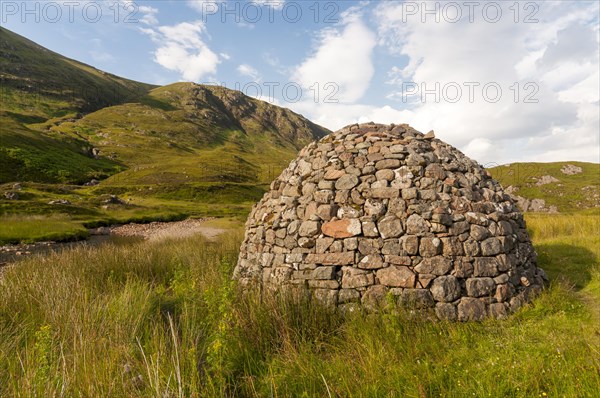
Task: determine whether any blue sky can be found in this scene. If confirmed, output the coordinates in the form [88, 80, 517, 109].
[2, 0, 599, 164]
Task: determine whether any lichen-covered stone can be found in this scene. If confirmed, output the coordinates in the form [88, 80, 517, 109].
[430, 275, 461, 302]
[377, 266, 416, 288]
[435, 302, 457, 321]
[306, 252, 354, 265]
[419, 237, 442, 257]
[466, 277, 495, 297]
[401, 235, 420, 255]
[338, 288, 361, 304]
[406, 214, 429, 235]
[473, 257, 499, 277]
[415, 257, 452, 275]
[322, 219, 361, 238]
[335, 174, 360, 190]
[235, 123, 545, 321]
[377, 216, 404, 238]
[342, 267, 374, 288]
[489, 302, 508, 319]
[400, 289, 434, 309]
[358, 254, 386, 269]
[457, 297, 487, 321]
[299, 221, 320, 237]
[362, 285, 389, 311]
[481, 237, 503, 256]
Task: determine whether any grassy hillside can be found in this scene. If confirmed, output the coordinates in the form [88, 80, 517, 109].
[1, 28, 327, 186]
[0, 82, 329, 243]
[0, 26, 154, 183]
[489, 162, 600, 212]
[0, 26, 154, 115]
[52, 82, 329, 185]
[0, 213, 597, 396]
[0, 117, 120, 184]
[0, 28, 329, 241]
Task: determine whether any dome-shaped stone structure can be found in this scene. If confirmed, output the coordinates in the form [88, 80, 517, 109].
[235, 123, 547, 321]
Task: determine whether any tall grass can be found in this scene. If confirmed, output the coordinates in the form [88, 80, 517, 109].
[526, 211, 600, 241]
[526, 212, 600, 293]
[0, 215, 598, 397]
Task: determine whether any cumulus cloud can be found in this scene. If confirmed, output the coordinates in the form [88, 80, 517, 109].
[141, 21, 221, 82]
[187, 0, 285, 14]
[237, 63, 262, 82]
[138, 5, 159, 25]
[290, 101, 413, 132]
[286, 2, 598, 164]
[369, 1, 599, 164]
[292, 12, 376, 103]
[252, 0, 285, 10]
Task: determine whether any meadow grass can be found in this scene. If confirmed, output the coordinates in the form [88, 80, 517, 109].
[489, 162, 600, 212]
[0, 183, 256, 243]
[0, 213, 598, 397]
[0, 215, 89, 244]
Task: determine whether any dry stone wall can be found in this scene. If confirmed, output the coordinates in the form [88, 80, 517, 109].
[235, 123, 547, 321]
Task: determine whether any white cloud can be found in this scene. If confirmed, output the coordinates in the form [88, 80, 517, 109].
[141, 21, 221, 82]
[138, 5, 159, 25]
[252, 1, 285, 11]
[285, 2, 599, 164]
[366, 1, 600, 164]
[462, 138, 494, 163]
[187, 0, 285, 14]
[90, 50, 115, 63]
[237, 64, 262, 82]
[292, 13, 376, 103]
[187, 1, 214, 13]
[289, 101, 412, 132]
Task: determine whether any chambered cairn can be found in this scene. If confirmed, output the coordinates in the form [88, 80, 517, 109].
[234, 123, 547, 321]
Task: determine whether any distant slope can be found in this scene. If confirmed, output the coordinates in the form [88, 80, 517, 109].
[53, 82, 329, 185]
[0, 27, 329, 185]
[489, 162, 600, 213]
[0, 26, 154, 116]
[0, 27, 155, 183]
[0, 117, 119, 183]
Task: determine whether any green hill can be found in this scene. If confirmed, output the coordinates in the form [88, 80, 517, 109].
[0, 26, 155, 183]
[489, 162, 600, 213]
[52, 82, 329, 185]
[0, 26, 154, 116]
[0, 27, 329, 242]
[0, 27, 327, 186]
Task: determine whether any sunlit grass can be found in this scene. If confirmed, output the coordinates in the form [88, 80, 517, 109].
[489, 162, 600, 212]
[526, 211, 600, 240]
[0, 214, 598, 397]
[0, 214, 88, 244]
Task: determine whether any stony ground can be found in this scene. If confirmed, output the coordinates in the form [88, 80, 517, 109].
[0, 218, 225, 269]
[110, 218, 225, 242]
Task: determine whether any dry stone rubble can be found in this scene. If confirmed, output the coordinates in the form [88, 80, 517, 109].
[235, 123, 547, 321]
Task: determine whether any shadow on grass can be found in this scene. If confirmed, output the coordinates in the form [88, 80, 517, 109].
[535, 243, 597, 290]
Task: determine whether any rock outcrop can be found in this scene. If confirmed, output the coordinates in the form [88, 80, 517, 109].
[560, 164, 583, 175]
[235, 123, 547, 321]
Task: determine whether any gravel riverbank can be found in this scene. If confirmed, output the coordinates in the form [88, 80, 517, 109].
[0, 218, 226, 267]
